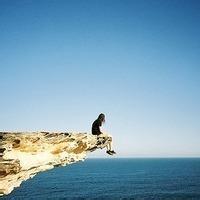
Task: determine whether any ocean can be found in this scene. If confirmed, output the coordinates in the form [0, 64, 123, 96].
[1, 158, 200, 200]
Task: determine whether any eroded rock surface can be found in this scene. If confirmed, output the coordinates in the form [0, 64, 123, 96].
[0, 132, 111, 196]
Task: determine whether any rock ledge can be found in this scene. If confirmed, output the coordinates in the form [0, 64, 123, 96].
[0, 132, 111, 196]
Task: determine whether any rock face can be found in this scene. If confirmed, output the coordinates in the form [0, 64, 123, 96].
[0, 132, 112, 196]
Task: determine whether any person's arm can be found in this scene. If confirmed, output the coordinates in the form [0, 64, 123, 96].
[97, 120, 103, 135]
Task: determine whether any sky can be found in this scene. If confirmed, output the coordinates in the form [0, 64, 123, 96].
[0, 0, 200, 157]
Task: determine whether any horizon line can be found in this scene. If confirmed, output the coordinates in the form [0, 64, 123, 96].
[88, 157, 200, 159]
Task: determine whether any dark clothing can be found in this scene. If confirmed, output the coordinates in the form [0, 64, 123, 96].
[92, 119, 102, 135]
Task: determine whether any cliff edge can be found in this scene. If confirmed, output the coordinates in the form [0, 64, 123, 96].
[0, 132, 112, 196]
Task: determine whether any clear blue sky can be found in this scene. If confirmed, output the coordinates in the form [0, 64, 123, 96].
[0, 0, 200, 157]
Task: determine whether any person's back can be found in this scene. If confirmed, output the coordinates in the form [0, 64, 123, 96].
[92, 118, 102, 135]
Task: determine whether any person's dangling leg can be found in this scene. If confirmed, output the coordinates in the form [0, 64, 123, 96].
[107, 140, 112, 151]
[99, 132, 116, 155]
[109, 140, 113, 151]
[109, 140, 116, 154]
[108, 136, 113, 151]
[106, 140, 116, 155]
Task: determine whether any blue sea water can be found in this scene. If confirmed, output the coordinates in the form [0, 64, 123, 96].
[1, 158, 200, 200]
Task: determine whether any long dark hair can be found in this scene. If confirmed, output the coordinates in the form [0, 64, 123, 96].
[97, 113, 105, 125]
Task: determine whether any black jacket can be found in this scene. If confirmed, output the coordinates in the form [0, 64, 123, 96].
[92, 119, 102, 135]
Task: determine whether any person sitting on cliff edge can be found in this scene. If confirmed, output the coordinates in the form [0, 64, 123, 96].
[92, 113, 116, 155]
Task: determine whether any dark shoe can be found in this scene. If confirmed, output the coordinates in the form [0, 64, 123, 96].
[110, 150, 116, 154]
[106, 150, 113, 155]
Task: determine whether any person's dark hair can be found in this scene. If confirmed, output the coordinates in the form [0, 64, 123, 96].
[98, 113, 105, 124]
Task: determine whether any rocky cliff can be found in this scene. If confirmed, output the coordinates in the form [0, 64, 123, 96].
[0, 132, 112, 196]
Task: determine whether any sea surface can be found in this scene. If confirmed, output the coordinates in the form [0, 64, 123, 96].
[1, 158, 200, 200]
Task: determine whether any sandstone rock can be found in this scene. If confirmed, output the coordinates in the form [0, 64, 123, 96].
[0, 132, 112, 196]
